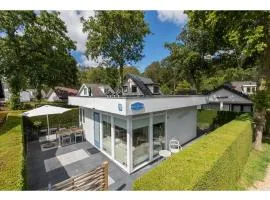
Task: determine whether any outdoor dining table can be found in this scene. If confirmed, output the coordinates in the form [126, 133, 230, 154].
[56, 128, 84, 147]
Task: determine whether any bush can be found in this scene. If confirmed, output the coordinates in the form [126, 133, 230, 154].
[0, 112, 8, 127]
[23, 108, 79, 131]
[212, 111, 247, 128]
[133, 114, 253, 190]
[0, 111, 25, 190]
[197, 109, 218, 129]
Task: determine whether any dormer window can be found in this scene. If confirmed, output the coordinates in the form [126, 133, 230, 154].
[123, 86, 128, 93]
[153, 86, 159, 94]
[83, 87, 87, 95]
[132, 85, 137, 93]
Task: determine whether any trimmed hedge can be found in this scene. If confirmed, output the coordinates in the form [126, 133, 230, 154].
[212, 111, 246, 128]
[133, 114, 253, 190]
[0, 111, 25, 190]
[23, 108, 79, 130]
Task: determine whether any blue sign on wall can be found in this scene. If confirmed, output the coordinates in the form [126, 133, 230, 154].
[131, 102, 144, 111]
[118, 104, 123, 111]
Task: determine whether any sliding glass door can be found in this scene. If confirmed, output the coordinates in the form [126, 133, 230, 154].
[114, 117, 127, 167]
[153, 114, 165, 157]
[102, 114, 111, 155]
[132, 117, 150, 168]
[93, 112, 100, 148]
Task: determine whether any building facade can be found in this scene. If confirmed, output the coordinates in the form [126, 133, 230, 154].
[69, 95, 207, 173]
[204, 85, 253, 112]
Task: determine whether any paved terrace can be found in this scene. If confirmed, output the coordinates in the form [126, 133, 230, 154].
[26, 138, 161, 191]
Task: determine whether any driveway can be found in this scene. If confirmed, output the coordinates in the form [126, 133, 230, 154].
[26, 139, 161, 191]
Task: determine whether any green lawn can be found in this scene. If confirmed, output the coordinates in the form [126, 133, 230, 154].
[0, 111, 25, 190]
[197, 109, 218, 129]
[237, 138, 270, 190]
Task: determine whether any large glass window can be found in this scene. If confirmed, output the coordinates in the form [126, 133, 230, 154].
[153, 114, 165, 157]
[102, 114, 111, 155]
[132, 117, 149, 168]
[114, 117, 127, 167]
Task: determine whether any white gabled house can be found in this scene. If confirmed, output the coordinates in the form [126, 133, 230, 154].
[69, 74, 207, 174]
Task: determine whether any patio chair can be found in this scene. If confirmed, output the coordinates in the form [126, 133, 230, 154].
[169, 138, 183, 153]
[61, 133, 71, 146]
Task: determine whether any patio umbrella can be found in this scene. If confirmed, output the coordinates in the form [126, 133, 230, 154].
[23, 105, 71, 138]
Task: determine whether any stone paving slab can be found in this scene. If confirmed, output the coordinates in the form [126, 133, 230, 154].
[26, 140, 160, 191]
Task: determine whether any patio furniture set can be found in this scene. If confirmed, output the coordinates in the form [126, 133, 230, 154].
[39, 127, 85, 147]
[158, 138, 183, 159]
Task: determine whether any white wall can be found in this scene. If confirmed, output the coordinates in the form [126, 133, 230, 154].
[69, 96, 206, 116]
[81, 107, 94, 144]
[79, 85, 89, 96]
[20, 91, 31, 102]
[47, 91, 59, 102]
[166, 106, 197, 146]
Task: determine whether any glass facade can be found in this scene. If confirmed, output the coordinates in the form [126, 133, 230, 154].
[132, 117, 149, 168]
[153, 114, 165, 157]
[92, 111, 167, 172]
[114, 117, 127, 167]
[102, 114, 111, 155]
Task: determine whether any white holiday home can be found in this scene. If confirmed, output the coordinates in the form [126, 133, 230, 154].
[68, 74, 207, 174]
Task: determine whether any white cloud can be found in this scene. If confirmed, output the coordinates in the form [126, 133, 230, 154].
[77, 55, 103, 68]
[157, 10, 187, 26]
[58, 10, 94, 53]
[58, 10, 99, 67]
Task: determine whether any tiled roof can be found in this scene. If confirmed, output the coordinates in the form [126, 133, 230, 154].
[53, 86, 78, 99]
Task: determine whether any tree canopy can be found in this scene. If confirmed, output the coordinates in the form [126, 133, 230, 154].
[82, 11, 150, 84]
[0, 11, 78, 108]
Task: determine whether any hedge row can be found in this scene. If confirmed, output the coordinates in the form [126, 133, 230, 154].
[23, 108, 79, 130]
[0, 111, 25, 190]
[133, 114, 253, 190]
[212, 110, 246, 128]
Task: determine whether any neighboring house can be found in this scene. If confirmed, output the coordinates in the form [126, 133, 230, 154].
[0, 78, 44, 103]
[122, 74, 161, 96]
[47, 86, 78, 102]
[230, 81, 257, 95]
[77, 84, 115, 97]
[69, 84, 207, 174]
[204, 84, 253, 112]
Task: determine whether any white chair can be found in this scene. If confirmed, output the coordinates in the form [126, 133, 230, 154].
[169, 138, 183, 153]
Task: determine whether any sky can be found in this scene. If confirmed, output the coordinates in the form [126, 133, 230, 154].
[59, 11, 188, 72]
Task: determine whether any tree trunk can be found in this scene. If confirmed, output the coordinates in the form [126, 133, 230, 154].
[254, 123, 263, 151]
[119, 65, 124, 86]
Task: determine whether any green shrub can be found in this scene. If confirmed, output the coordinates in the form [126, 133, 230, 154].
[212, 111, 246, 128]
[0, 111, 25, 190]
[133, 115, 253, 190]
[0, 112, 8, 127]
[197, 109, 218, 129]
[23, 108, 79, 130]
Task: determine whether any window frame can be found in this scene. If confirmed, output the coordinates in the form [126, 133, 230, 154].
[131, 85, 137, 93]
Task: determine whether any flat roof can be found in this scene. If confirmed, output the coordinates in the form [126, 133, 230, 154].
[69, 95, 207, 116]
[74, 95, 206, 99]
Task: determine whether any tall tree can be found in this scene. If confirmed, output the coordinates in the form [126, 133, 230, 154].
[164, 43, 206, 93]
[0, 11, 35, 108]
[82, 11, 150, 85]
[186, 11, 270, 150]
[123, 66, 141, 77]
[0, 11, 78, 108]
[144, 61, 161, 83]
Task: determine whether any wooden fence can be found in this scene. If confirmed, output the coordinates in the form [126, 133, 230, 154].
[50, 161, 109, 191]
